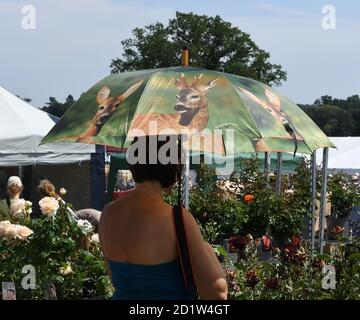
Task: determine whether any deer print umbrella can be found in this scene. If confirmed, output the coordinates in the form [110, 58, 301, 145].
[41, 66, 334, 155]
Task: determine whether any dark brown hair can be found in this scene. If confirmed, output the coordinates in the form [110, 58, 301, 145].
[127, 135, 183, 189]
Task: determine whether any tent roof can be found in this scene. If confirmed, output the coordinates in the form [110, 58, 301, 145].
[315, 137, 360, 170]
[0, 86, 95, 165]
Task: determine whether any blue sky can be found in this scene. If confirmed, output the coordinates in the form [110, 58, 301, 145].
[0, 0, 359, 106]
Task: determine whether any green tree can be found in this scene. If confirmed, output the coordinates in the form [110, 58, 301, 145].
[42, 95, 76, 118]
[110, 12, 287, 86]
[300, 94, 360, 136]
[16, 95, 32, 103]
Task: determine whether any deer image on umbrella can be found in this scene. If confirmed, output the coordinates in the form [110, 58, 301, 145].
[239, 87, 302, 155]
[69, 80, 143, 144]
[130, 74, 217, 135]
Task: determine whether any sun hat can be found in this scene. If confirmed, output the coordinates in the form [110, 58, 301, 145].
[7, 176, 23, 188]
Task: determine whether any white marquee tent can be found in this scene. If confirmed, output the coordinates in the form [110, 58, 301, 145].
[314, 136, 360, 173]
[0, 86, 95, 166]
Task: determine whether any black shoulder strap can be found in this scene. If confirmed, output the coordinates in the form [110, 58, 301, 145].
[173, 205, 197, 298]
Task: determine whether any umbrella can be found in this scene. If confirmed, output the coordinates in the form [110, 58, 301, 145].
[41, 61, 335, 257]
[41, 66, 334, 155]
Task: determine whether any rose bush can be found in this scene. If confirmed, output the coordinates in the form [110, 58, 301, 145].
[0, 192, 112, 300]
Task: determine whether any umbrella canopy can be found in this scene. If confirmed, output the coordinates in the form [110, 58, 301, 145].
[41, 67, 334, 154]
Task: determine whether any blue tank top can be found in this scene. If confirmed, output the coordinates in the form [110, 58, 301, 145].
[107, 259, 193, 300]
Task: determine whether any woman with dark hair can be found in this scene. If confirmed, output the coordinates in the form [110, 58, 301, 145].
[99, 136, 227, 300]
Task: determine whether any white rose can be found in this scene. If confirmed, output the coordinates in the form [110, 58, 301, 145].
[10, 199, 26, 217]
[39, 197, 59, 217]
[59, 264, 73, 276]
[59, 188, 67, 196]
[0, 222, 17, 240]
[77, 219, 93, 233]
[0, 221, 11, 238]
[90, 233, 99, 243]
[13, 224, 33, 240]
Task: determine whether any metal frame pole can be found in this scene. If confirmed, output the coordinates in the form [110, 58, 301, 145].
[310, 152, 317, 253]
[319, 147, 329, 254]
[183, 149, 190, 209]
[275, 152, 283, 195]
[18, 165, 23, 179]
[264, 152, 271, 185]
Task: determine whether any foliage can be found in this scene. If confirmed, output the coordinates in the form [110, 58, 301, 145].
[41, 95, 77, 118]
[222, 236, 360, 300]
[110, 12, 287, 86]
[328, 172, 360, 218]
[300, 94, 360, 136]
[164, 165, 250, 243]
[189, 165, 249, 243]
[166, 159, 313, 243]
[227, 158, 311, 241]
[0, 197, 112, 300]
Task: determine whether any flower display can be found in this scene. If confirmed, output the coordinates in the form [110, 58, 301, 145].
[228, 234, 252, 252]
[243, 194, 254, 203]
[9, 199, 32, 218]
[226, 269, 240, 294]
[331, 225, 345, 234]
[39, 197, 59, 217]
[0, 220, 33, 241]
[59, 188, 67, 196]
[59, 263, 73, 276]
[77, 219, 93, 233]
[12, 224, 34, 240]
[90, 233, 99, 243]
[245, 270, 260, 288]
[284, 247, 307, 265]
[10, 199, 26, 217]
[264, 277, 280, 289]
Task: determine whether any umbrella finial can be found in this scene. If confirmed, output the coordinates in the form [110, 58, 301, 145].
[181, 46, 189, 67]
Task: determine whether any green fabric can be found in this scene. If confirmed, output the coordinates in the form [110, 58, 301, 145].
[42, 66, 334, 154]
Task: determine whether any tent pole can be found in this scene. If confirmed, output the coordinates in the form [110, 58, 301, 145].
[183, 149, 190, 209]
[275, 152, 283, 195]
[318, 147, 329, 254]
[264, 152, 270, 185]
[310, 152, 317, 254]
[18, 165, 23, 179]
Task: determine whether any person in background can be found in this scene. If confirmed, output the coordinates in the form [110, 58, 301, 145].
[37, 179, 101, 231]
[0, 176, 23, 219]
[38, 179, 59, 199]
